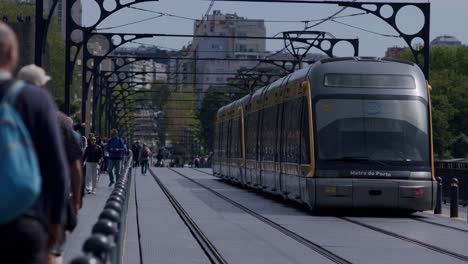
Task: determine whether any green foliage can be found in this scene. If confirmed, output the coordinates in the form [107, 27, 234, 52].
[199, 86, 236, 152]
[451, 134, 468, 158]
[400, 46, 468, 158]
[47, 15, 65, 100]
[0, 2, 35, 18]
[150, 81, 171, 109]
[111, 85, 137, 134]
[0, 2, 81, 115]
[161, 86, 201, 157]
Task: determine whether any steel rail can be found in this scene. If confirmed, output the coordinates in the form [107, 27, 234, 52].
[341, 217, 468, 262]
[411, 217, 468, 234]
[170, 168, 352, 264]
[148, 169, 228, 264]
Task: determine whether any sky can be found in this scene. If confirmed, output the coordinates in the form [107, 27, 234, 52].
[80, 0, 468, 57]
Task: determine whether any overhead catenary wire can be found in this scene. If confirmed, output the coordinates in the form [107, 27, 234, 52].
[128, 5, 368, 25]
[96, 14, 165, 30]
[265, 0, 356, 59]
[330, 19, 400, 38]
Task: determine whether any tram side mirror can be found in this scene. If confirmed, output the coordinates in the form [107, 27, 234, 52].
[427, 82, 432, 92]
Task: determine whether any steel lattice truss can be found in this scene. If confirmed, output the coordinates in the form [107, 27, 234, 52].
[64, 0, 430, 139]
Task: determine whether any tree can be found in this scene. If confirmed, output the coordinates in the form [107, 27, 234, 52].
[161, 86, 201, 158]
[400, 46, 468, 158]
[199, 86, 234, 152]
[149, 81, 171, 109]
[0, 2, 82, 117]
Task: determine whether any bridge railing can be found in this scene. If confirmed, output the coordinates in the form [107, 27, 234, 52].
[435, 161, 468, 205]
[70, 151, 133, 264]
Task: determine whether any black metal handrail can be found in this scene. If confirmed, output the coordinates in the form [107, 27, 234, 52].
[436, 161, 468, 205]
[70, 151, 133, 264]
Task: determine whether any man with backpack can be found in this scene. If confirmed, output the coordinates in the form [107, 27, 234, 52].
[105, 129, 126, 186]
[0, 22, 69, 263]
[18, 64, 85, 264]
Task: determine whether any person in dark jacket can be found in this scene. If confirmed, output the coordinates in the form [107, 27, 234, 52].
[105, 129, 126, 186]
[83, 136, 103, 194]
[0, 22, 69, 264]
[19, 63, 85, 264]
[131, 141, 141, 168]
[139, 144, 151, 175]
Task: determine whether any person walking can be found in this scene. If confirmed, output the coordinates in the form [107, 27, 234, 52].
[101, 137, 109, 173]
[139, 144, 151, 175]
[105, 129, 126, 186]
[83, 136, 103, 194]
[131, 141, 141, 168]
[0, 22, 69, 264]
[156, 150, 163, 167]
[18, 64, 84, 264]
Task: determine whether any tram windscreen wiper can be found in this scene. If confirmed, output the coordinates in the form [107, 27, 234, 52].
[324, 156, 390, 167]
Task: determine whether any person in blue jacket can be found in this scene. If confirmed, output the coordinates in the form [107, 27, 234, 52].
[105, 129, 126, 186]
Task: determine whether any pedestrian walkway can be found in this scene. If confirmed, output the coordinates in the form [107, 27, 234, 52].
[63, 173, 114, 263]
[422, 203, 468, 221]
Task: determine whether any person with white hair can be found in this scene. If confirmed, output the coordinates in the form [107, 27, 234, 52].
[17, 63, 84, 264]
[17, 64, 51, 87]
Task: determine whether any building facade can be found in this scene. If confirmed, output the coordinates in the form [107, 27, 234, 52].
[181, 10, 267, 104]
[385, 46, 405, 59]
[430, 35, 462, 47]
[4, 0, 82, 36]
[112, 46, 168, 90]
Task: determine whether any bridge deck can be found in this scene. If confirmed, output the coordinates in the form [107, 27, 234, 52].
[64, 168, 468, 264]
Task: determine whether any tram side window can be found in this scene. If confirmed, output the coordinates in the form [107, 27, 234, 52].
[222, 121, 228, 158]
[217, 122, 222, 158]
[246, 112, 259, 160]
[300, 98, 311, 164]
[231, 118, 241, 158]
[213, 123, 218, 158]
[281, 98, 302, 163]
[230, 119, 236, 158]
[226, 120, 232, 158]
[237, 116, 243, 158]
[261, 105, 276, 162]
[219, 122, 227, 158]
[229, 119, 234, 158]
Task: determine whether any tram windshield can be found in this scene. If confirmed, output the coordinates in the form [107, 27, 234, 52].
[315, 99, 430, 168]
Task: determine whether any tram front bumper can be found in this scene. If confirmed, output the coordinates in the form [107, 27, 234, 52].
[315, 179, 435, 211]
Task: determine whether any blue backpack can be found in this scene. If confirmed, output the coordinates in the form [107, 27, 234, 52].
[0, 81, 41, 224]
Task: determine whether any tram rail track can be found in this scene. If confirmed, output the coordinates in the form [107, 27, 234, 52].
[188, 168, 468, 263]
[148, 169, 228, 264]
[170, 168, 353, 264]
[341, 217, 468, 262]
[412, 217, 468, 233]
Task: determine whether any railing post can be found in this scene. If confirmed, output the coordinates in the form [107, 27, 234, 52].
[70, 151, 133, 264]
[434, 177, 442, 214]
[450, 178, 459, 218]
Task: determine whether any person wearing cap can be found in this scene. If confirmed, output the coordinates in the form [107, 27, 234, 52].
[0, 22, 69, 264]
[17, 64, 51, 87]
[17, 64, 83, 264]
